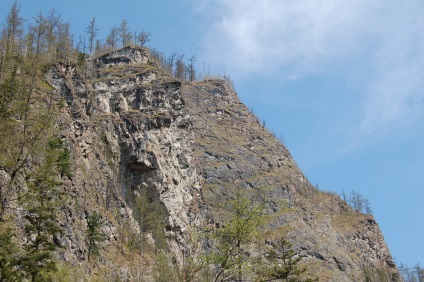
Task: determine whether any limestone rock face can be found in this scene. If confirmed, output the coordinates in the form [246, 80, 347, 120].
[45, 47, 396, 280]
[181, 80, 396, 281]
[46, 48, 203, 277]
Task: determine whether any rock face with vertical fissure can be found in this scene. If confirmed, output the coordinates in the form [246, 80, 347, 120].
[43, 46, 396, 281]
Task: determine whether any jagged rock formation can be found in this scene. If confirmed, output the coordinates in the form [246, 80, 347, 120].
[46, 47, 203, 279]
[182, 80, 396, 280]
[44, 46, 396, 280]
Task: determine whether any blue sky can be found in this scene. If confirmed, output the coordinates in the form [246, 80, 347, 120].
[1, 0, 423, 268]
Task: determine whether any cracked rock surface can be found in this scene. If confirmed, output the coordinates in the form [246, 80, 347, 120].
[42, 46, 396, 281]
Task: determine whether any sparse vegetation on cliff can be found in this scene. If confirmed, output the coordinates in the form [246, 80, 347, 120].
[0, 2, 401, 281]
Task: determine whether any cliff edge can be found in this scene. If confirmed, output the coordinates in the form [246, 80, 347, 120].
[39, 46, 397, 280]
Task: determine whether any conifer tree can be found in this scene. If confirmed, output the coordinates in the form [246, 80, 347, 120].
[154, 251, 177, 282]
[45, 9, 61, 61]
[0, 1, 24, 78]
[19, 138, 63, 281]
[0, 5, 73, 281]
[208, 188, 265, 282]
[86, 211, 105, 262]
[56, 21, 72, 62]
[257, 238, 316, 282]
[0, 226, 20, 281]
[119, 19, 132, 47]
[5, 2, 25, 57]
[133, 190, 168, 254]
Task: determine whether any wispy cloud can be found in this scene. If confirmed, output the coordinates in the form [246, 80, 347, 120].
[358, 7, 424, 136]
[200, 0, 375, 75]
[198, 0, 424, 145]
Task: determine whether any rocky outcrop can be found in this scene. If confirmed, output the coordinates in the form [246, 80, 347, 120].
[46, 47, 203, 278]
[181, 79, 396, 281]
[93, 45, 149, 69]
[44, 47, 396, 280]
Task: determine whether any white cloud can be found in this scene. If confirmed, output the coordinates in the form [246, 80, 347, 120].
[358, 5, 424, 136]
[198, 0, 424, 141]
[200, 0, 375, 75]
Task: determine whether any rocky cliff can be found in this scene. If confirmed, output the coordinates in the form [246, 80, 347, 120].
[181, 80, 396, 281]
[42, 46, 396, 281]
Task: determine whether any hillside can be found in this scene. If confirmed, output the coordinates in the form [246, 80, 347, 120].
[181, 78, 396, 280]
[0, 45, 398, 281]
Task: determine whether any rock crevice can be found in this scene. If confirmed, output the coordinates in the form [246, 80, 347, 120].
[43, 47, 396, 281]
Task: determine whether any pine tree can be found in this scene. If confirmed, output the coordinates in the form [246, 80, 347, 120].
[19, 139, 63, 281]
[0, 44, 55, 220]
[257, 238, 316, 282]
[208, 188, 265, 282]
[4, 1, 25, 62]
[154, 251, 176, 282]
[86, 211, 105, 262]
[0, 225, 20, 281]
[133, 189, 168, 254]
[0, 5, 75, 281]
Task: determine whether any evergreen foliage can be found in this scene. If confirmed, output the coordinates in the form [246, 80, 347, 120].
[48, 138, 72, 179]
[201, 186, 320, 282]
[132, 188, 168, 254]
[0, 226, 20, 281]
[86, 211, 105, 262]
[154, 251, 177, 282]
[0, 5, 73, 275]
[361, 264, 401, 282]
[0, 2, 68, 220]
[256, 238, 317, 282]
[0, 3, 401, 281]
[17, 138, 64, 281]
[207, 188, 265, 282]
